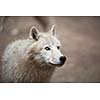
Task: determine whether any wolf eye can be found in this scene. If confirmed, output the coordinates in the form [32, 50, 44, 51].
[45, 47, 50, 50]
[57, 46, 60, 49]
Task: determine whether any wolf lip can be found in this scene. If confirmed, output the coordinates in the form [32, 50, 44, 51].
[49, 62, 64, 67]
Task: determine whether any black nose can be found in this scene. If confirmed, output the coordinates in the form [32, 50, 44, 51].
[60, 56, 66, 64]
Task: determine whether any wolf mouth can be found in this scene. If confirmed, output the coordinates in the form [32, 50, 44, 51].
[48, 62, 64, 67]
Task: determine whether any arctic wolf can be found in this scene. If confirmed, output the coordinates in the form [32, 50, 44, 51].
[1, 25, 66, 82]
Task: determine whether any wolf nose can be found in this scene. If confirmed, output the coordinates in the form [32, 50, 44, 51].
[60, 56, 66, 64]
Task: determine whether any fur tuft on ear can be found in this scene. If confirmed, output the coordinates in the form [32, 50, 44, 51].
[49, 25, 56, 36]
[29, 26, 40, 41]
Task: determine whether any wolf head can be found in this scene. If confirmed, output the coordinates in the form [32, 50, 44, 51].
[28, 25, 66, 67]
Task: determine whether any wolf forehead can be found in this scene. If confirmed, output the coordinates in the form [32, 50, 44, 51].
[38, 33, 61, 47]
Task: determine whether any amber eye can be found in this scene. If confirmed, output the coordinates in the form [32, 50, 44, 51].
[45, 47, 51, 50]
[57, 46, 60, 49]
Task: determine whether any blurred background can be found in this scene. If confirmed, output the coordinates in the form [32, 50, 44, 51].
[0, 16, 100, 82]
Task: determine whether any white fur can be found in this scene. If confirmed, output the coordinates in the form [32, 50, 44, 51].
[1, 26, 66, 82]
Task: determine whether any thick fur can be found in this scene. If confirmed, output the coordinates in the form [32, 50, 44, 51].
[1, 26, 65, 82]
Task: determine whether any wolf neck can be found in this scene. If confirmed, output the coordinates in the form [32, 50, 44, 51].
[17, 62, 55, 83]
[33, 65, 55, 82]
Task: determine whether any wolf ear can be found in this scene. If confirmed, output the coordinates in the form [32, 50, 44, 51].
[29, 26, 40, 41]
[49, 25, 56, 36]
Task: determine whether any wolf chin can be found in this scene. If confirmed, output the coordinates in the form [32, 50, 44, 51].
[1, 25, 66, 82]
